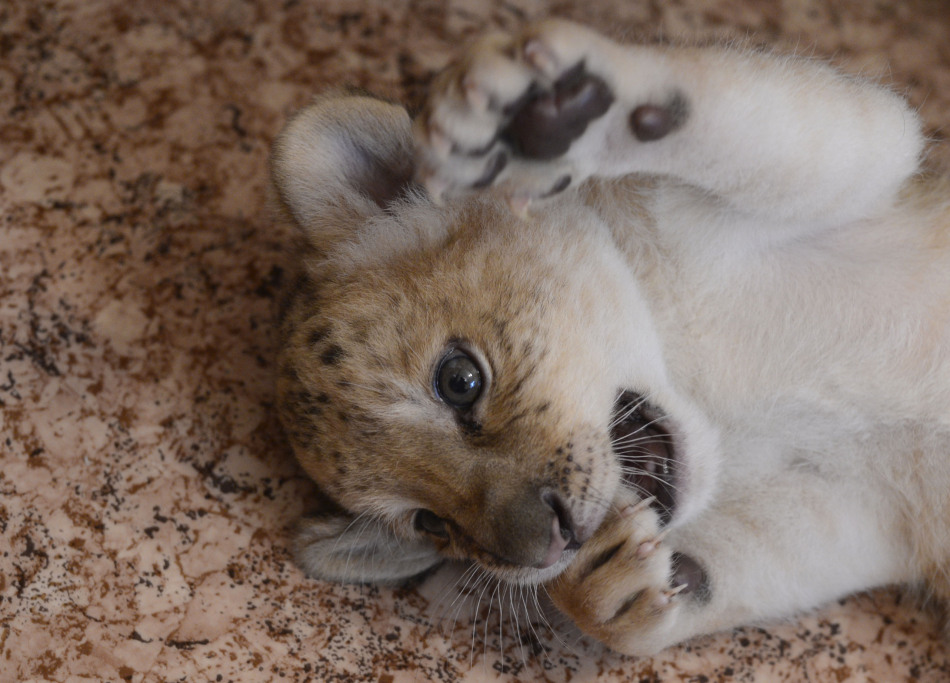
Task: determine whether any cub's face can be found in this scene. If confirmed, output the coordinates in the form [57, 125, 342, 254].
[271, 95, 719, 585]
[278, 197, 717, 583]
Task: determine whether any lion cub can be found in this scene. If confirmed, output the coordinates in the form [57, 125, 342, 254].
[270, 19, 950, 655]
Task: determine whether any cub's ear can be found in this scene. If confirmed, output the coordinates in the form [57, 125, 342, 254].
[271, 93, 418, 234]
[294, 512, 444, 585]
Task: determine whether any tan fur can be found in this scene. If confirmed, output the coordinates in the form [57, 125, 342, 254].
[271, 20, 950, 655]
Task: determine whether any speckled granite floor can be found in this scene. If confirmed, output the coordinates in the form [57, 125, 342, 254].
[1, 1, 949, 681]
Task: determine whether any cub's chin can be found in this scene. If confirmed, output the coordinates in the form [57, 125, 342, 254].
[477, 553, 582, 587]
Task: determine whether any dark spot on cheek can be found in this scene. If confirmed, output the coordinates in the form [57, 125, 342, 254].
[459, 419, 483, 436]
[308, 327, 330, 347]
[321, 344, 344, 366]
[291, 390, 323, 415]
[630, 91, 689, 142]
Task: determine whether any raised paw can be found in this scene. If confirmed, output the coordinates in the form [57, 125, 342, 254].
[415, 19, 620, 207]
[500, 61, 613, 160]
[544, 497, 708, 656]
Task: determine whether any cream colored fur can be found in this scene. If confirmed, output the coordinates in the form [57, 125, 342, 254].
[271, 19, 950, 655]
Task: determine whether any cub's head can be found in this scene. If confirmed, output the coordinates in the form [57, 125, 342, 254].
[271, 94, 718, 586]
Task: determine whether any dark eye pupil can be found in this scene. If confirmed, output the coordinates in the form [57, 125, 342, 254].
[447, 366, 477, 395]
[436, 352, 482, 408]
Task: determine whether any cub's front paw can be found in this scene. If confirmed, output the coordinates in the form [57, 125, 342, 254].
[415, 19, 616, 207]
[545, 498, 707, 656]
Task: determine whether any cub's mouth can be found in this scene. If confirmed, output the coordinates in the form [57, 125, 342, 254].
[611, 390, 678, 524]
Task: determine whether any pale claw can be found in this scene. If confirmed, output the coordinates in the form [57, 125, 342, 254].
[524, 38, 560, 78]
[652, 582, 687, 609]
[636, 527, 670, 559]
[622, 496, 656, 517]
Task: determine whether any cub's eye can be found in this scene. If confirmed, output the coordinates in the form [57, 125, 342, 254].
[434, 350, 483, 409]
[413, 509, 449, 538]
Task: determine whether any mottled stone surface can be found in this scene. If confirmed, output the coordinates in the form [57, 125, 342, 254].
[1, 1, 948, 681]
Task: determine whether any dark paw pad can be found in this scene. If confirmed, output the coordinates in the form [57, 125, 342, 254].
[630, 92, 689, 142]
[671, 552, 710, 602]
[501, 62, 615, 161]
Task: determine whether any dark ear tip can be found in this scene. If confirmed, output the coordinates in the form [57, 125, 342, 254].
[354, 151, 417, 208]
[271, 93, 421, 223]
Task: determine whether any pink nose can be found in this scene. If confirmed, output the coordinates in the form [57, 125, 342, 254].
[482, 487, 581, 568]
[537, 514, 571, 568]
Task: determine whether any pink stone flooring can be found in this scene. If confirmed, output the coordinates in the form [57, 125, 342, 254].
[1, 0, 948, 681]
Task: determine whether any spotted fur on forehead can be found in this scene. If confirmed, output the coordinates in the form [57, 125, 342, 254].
[275, 198, 627, 537]
[283, 216, 558, 410]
